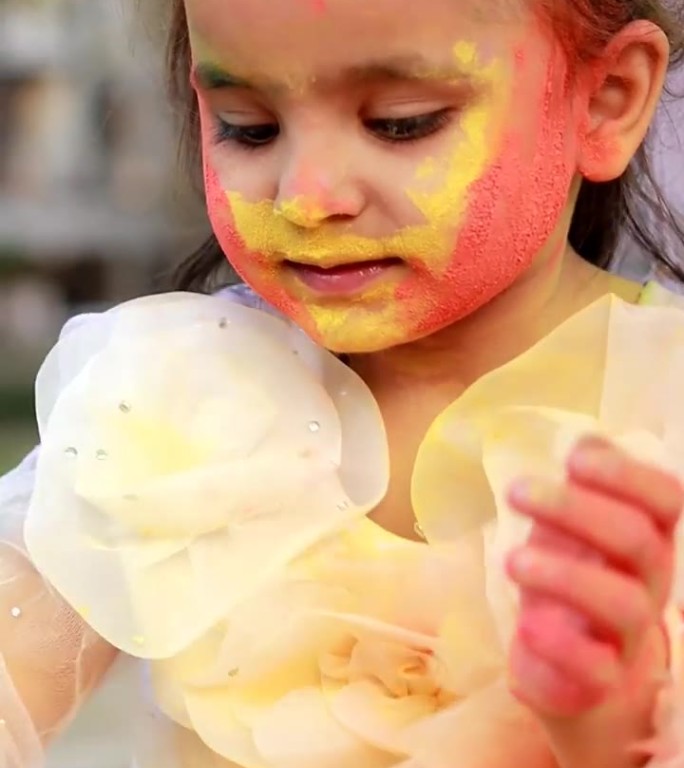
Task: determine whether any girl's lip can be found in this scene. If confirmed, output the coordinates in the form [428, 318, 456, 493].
[284, 258, 403, 296]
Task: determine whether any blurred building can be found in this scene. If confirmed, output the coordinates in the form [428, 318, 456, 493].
[0, 0, 207, 354]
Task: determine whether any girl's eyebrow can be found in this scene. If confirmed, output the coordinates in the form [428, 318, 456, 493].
[191, 54, 473, 93]
[192, 63, 249, 90]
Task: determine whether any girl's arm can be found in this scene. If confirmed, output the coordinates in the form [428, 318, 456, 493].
[0, 450, 118, 766]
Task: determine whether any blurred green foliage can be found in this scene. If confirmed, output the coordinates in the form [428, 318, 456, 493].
[0, 421, 36, 474]
[0, 247, 32, 278]
[0, 386, 34, 421]
[0, 382, 36, 474]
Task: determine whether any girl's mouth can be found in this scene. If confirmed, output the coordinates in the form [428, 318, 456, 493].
[284, 257, 404, 296]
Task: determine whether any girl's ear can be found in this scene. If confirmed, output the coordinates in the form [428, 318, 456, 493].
[577, 20, 669, 182]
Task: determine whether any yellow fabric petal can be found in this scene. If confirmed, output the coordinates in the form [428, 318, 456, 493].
[189, 580, 353, 687]
[183, 687, 267, 768]
[412, 295, 613, 543]
[478, 407, 599, 647]
[154, 580, 352, 764]
[400, 682, 553, 768]
[250, 687, 395, 768]
[307, 518, 495, 647]
[326, 679, 435, 754]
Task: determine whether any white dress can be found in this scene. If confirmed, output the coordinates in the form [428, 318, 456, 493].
[3, 282, 684, 768]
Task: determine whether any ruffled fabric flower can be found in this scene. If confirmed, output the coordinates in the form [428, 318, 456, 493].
[151, 518, 522, 768]
[413, 287, 684, 764]
[24, 293, 389, 658]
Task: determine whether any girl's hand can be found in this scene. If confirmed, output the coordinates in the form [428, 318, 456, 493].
[504, 437, 683, 766]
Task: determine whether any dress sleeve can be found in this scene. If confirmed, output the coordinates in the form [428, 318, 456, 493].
[0, 408, 118, 765]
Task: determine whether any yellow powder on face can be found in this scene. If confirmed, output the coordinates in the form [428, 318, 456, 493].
[227, 43, 507, 276]
[308, 306, 405, 351]
[415, 156, 438, 181]
[275, 196, 330, 228]
[306, 282, 403, 350]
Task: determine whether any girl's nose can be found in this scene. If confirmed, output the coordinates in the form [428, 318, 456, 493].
[274, 147, 365, 228]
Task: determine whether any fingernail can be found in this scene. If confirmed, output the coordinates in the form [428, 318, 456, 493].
[575, 434, 612, 451]
[507, 548, 536, 577]
[570, 445, 620, 478]
[509, 478, 559, 507]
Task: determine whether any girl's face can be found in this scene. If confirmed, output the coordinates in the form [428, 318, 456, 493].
[187, 0, 586, 352]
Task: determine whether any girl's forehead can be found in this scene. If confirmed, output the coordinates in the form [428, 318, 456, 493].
[185, 0, 531, 46]
[185, 0, 534, 76]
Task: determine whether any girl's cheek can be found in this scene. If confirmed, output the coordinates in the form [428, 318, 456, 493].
[204, 162, 242, 259]
[197, 100, 247, 263]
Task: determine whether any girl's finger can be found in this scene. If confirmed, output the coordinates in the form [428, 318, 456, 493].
[511, 602, 621, 716]
[507, 546, 654, 659]
[508, 479, 670, 604]
[567, 438, 684, 531]
[508, 638, 603, 718]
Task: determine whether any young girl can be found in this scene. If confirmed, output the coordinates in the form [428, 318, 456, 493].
[1, 0, 684, 766]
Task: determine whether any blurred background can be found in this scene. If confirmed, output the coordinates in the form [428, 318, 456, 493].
[0, 0, 682, 478]
[0, 0, 209, 475]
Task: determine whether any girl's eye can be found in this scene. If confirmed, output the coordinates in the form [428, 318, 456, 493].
[364, 108, 452, 143]
[215, 119, 280, 148]
[214, 108, 452, 150]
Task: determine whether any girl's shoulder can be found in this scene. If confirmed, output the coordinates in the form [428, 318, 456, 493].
[0, 446, 38, 544]
[639, 278, 684, 308]
[216, 282, 284, 317]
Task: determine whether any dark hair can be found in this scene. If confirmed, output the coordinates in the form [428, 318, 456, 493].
[165, 0, 684, 293]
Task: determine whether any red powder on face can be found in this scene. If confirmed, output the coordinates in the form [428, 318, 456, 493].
[393, 44, 581, 336]
[204, 158, 308, 326]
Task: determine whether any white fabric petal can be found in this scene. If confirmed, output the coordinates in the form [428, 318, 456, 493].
[25, 293, 389, 658]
